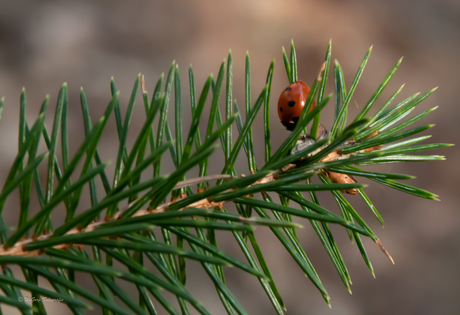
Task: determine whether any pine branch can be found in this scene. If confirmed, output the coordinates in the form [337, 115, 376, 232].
[0, 41, 450, 314]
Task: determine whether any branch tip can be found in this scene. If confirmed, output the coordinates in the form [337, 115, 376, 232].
[141, 75, 147, 94]
[317, 61, 326, 81]
[376, 239, 394, 264]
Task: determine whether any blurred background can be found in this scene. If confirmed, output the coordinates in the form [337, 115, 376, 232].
[0, 0, 459, 314]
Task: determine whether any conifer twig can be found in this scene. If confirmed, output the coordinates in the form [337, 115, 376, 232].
[0, 147, 393, 262]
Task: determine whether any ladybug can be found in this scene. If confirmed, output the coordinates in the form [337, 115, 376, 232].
[278, 81, 315, 131]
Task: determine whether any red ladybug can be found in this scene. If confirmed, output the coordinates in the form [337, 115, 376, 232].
[278, 81, 315, 131]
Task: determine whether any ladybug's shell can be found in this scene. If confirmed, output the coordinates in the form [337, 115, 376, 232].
[278, 81, 315, 130]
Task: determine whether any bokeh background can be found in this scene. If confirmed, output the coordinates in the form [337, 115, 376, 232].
[0, 0, 459, 314]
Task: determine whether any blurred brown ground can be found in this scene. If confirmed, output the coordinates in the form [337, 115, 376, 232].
[0, 0, 459, 314]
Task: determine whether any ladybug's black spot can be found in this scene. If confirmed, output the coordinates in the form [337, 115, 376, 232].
[292, 117, 299, 123]
[279, 107, 283, 112]
[288, 101, 296, 107]
[285, 87, 292, 92]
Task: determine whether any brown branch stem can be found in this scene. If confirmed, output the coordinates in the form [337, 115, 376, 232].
[0, 148, 392, 263]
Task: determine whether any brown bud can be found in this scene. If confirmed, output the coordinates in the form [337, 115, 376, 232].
[363, 144, 383, 152]
[364, 130, 380, 139]
[320, 150, 340, 163]
[316, 123, 328, 140]
[362, 130, 383, 152]
[62, 244, 72, 250]
[325, 171, 358, 195]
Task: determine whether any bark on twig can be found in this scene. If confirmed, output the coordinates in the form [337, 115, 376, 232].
[0, 147, 391, 262]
